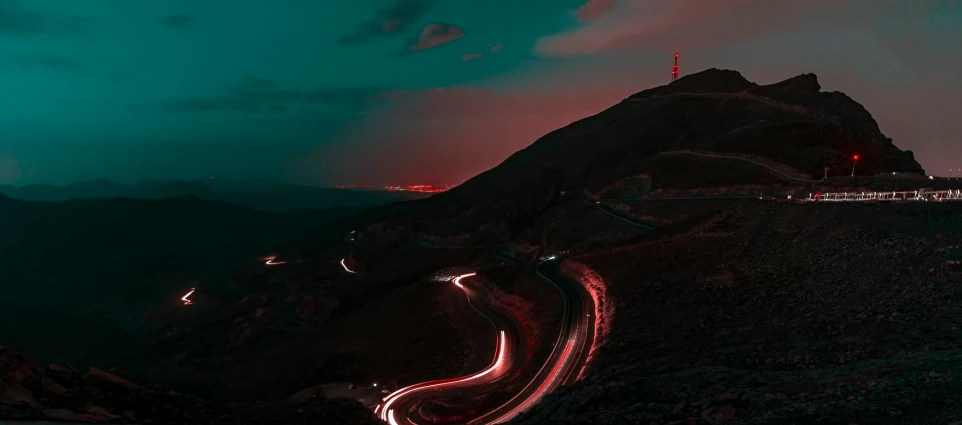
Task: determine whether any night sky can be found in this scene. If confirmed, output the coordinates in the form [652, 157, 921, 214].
[0, 0, 959, 186]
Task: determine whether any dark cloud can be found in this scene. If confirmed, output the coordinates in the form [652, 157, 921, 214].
[158, 14, 194, 29]
[409, 23, 465, 51]
[162, 75, 380, 113]
[0, 0, 89, 36]
[338, 0, 435, 45]
[4, 54, 83, 70]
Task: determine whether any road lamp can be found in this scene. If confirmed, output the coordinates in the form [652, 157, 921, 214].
[851, 154, 859, 177]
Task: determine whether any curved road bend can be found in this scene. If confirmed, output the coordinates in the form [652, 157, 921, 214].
[377, 273, 523, 425]
[661, 151, 822, 183]
[586, 200, 656, 230]
[379, 260, 595, 425]
[466, 258, 593, 424]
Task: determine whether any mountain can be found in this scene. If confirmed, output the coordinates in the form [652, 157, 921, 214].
[0, 194, 353, 367]
[5, 70, 960, 424]
[0, 179, 429, 212]
[360, 69, 926, 242]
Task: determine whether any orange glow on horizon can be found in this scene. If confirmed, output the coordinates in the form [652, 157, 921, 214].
[335, 183, 457, 193]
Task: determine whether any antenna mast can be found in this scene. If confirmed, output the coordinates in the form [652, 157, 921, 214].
[671, 53, 680, 82]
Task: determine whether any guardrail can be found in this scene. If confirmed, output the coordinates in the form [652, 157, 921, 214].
[803, 190, 962, 202]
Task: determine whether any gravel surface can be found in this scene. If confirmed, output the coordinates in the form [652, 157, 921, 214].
[509, 202, 962, 425]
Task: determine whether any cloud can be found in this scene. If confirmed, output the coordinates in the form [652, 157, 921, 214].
[574, 0, 615, 21]
[0, 0, 90, 36]
[490, 44, 503, 53]
[338, 0, 435, 45]
[410, 23, 465, 51]
[159, 14, 194, 29]
[5, 54, 83, 70]
[0, 150, 22, 184]
[462, 53, 482, 61]
[161, 75, 380, 113]
[534, 0, 958, 61]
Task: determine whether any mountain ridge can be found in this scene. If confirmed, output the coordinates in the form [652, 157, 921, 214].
[0, 178, 427, 212]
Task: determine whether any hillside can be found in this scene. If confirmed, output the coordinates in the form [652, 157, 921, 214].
[396, 69, 924, 240]
[0, 178, 427, 212]
[3, 69, 953, 424]
[511, 201, 962, 425]
[0, 194, 351, 367]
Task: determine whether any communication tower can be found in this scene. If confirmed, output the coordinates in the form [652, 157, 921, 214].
[671, 53, 680, 82]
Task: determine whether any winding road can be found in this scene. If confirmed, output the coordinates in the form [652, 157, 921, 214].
[467, 259, 593, 424]
[377, 259, 595, 424]
[377, 273, 520, 424]
[587, 200, 656, 230]
[662, 151, 821, 182]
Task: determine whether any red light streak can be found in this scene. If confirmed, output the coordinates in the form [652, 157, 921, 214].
[453, 272, 476, 288]
[487, 338, 576, 424]
[181, 288, 195, 305]
[378, 329, 508, 423]
[263, 255, 285, 266]
[340, 258, 356, 274]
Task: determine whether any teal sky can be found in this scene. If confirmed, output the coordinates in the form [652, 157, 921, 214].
[1, 0, 959, 186]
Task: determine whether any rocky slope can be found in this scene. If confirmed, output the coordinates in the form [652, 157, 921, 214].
[509, 201, 962, 425]
[400, 69, 924, 239]
[3, 69, 944, 424]
[0, 194, 349, 367]
[0, 346, 381, 424]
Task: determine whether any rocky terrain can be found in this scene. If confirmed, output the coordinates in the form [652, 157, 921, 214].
[0, 346, 381, 424]
[4, 69, 956, 424]
[345, 69, 928, 246]
[511, 202, 962, 425]
[0, 194, 350, 367]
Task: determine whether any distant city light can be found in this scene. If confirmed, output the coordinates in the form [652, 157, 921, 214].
[335, 184, 457, 193]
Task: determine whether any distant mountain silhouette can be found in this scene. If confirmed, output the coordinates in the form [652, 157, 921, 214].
[0, 179, 428, 212]
[0, 194, 351, 366]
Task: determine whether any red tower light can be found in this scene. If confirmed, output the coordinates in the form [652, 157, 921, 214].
[853, 155, 859, 161]
[671, 53, 680, 82]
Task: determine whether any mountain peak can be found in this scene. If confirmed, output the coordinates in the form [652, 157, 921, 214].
[425, 68, 924, 237]
[629, 68, 757, 100]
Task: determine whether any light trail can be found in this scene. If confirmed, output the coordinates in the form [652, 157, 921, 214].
[263, 255, 286, 266]
[181, 288, 195, 305]
[466, 259, 594, 425]
[453, 272, 476, 288]
[490, 338, 577, 424]
[377, 267, 596, 424]
[340, 258, 356, 274]
[378, 330, 508, 423]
